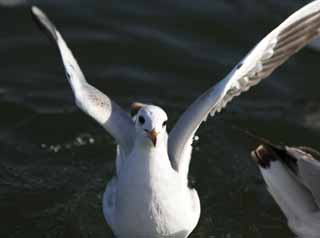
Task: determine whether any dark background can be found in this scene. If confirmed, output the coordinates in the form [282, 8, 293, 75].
[1, 0, 320, 237]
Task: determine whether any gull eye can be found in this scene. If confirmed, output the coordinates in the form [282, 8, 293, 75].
[162, 120, 167, 127]
[138, 116, 145, 125]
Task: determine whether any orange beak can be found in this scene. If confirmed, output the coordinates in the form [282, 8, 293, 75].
[147, 129, 159, 146]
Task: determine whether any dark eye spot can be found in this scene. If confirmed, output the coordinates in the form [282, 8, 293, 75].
[162, 120, 167, 127]
[138, 116, 145, 125]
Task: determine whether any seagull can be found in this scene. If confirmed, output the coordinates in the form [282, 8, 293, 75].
[31, 1, 320, 237]
[251, 143, 320, 238]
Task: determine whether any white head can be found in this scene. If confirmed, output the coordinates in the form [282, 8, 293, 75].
[131, 103, 168, 148]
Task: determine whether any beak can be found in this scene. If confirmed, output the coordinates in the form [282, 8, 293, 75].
[147, 129, 158, 147]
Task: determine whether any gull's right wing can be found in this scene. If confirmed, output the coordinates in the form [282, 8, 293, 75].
[31, 6, 135, 153]
[168, 0, 320, 177]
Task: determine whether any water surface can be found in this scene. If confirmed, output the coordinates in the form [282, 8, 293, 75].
[0, 1, 319, 237]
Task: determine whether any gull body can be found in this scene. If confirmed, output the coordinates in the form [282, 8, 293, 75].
[104, 150, 200, 238]
[31, 1, 320, 237]
[252, 143, 320, 238]
[103, 105, 200, 237]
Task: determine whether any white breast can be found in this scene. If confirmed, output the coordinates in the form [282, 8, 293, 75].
[103, 146, 200, 238]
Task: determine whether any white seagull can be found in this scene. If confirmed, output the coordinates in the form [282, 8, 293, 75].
[31, 1, 320, 237]
[252, 143, 320, 238]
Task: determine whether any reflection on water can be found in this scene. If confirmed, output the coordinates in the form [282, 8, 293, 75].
[0, 0, 319, 237]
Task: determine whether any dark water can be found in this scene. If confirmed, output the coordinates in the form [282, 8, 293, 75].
[1, 0, 320, 237]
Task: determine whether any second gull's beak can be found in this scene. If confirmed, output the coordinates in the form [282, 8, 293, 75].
[147, 129, 158, 146]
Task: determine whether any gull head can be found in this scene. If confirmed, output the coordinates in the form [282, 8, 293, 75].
[131, 103, 168, 148]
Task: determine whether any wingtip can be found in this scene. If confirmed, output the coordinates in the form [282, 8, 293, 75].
[30, 5, 40, 15]
[30, 5, 46, 24]
[30, 5, 58, 42]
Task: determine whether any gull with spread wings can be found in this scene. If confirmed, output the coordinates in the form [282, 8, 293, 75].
[31, 1, 320, 237]
[252, 143, 320, 238]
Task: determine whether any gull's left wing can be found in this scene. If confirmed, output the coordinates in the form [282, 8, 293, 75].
[31, 7, 135, 153]
[168, 0, 320, 177]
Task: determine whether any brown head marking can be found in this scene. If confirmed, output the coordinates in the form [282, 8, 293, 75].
[130, 102, 145, 117]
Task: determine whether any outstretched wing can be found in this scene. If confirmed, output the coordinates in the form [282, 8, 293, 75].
[286, 147, 320, 207]
[31, 6, 135, 153]
[168, 0, 320, 176]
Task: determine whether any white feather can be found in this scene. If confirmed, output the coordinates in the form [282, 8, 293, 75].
[31, 6, 135, 153]
[169, 0, 320, 177]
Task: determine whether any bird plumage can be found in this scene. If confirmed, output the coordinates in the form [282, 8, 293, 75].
[252, 143, 320, 238]
[31, 1, 320, 237]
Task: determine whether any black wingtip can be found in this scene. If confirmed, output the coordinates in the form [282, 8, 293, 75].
[30, 6, 58, 42]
